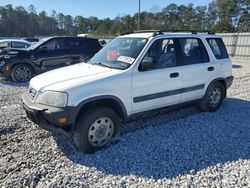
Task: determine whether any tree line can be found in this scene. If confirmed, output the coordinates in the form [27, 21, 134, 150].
[0, 0, 249, 37]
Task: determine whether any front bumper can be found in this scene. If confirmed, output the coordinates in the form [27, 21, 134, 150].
[226, 76, 234, 88]
[22, 92, 75, 134]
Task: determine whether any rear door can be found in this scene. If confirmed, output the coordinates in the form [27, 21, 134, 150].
[179, 38, 217, 102]
[66, 38, 102, 62]
[63, 38, 87, 64]
[206, 38, 232, 78]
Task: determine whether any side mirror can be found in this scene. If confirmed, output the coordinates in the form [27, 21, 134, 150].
[140, 57, 154, 71]
[38, 46, 48, 52]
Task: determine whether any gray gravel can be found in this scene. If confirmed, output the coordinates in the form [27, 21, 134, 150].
[0, 58, 250, 187]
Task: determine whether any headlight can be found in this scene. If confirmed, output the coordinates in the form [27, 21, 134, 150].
[0, 60, 5, 67]
[35, 91, 68, 107]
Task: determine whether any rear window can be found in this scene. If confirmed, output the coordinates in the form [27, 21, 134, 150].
[66, 38, 87, 49]
[85, 38, 101, 49]
[206, 38, 229, 59]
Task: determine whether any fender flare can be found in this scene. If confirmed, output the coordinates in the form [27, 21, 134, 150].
[205, 77, 227, 98]
[71, 95, 128, 125]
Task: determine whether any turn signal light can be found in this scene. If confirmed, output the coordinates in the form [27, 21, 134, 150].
[58, 117, 67, 124]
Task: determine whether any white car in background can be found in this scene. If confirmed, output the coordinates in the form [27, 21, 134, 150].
[0, 39, 32, 50]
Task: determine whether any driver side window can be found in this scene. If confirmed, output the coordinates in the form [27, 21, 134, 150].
[140, 38, 177, 71]
[43, 39, 65, 51]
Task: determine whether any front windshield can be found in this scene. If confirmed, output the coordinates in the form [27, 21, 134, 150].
[90, 37, 148, 70]
[27, 38, 49, 50]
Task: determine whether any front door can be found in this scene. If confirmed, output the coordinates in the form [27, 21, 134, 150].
[132, 38, 182, 113]
[36, 38, 70, 71]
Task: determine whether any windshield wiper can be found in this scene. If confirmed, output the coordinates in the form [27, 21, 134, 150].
[90, 61, 124, 70]
[96, 62, 112, 69]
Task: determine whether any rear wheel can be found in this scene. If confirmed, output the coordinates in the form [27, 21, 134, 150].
[199, 82, 225, 112]
[11, 64, 33, 83]
[74, 106, 120, 154]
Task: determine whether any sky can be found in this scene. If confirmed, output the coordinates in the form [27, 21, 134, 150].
[0, 0, 212, 19]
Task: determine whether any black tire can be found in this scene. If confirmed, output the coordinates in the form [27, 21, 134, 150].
[74, 106, 120, 154]
[11, 64, 34, 83]
[198, 82, 225, 112]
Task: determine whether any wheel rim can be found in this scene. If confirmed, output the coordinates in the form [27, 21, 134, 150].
[88, 117, 114, 147]
[209, 88, 222, 107]
[14, 66, 32, 82]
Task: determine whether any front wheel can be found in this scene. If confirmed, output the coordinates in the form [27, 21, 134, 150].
[11, 64, 34, 83]
[74, 106, 120, 154]
[198, 82, 225, 112]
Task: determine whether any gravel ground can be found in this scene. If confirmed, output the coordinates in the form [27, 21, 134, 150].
[0, 58, 250, 187]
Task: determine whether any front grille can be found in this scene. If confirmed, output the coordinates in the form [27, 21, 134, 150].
[28, 88, 37, 100]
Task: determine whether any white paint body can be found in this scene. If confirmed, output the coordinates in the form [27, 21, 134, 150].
[29, 33, 233, 116]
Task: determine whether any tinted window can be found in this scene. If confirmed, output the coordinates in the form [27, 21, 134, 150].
[11, 42, 30, 48]
[207, 38, 229, 59]
[86, 38, 101, 49]
[66, 38, 87, 49]
[42, 38, 65, 51]
[141, 38, 177, 70]
[179, 38, 209, 65]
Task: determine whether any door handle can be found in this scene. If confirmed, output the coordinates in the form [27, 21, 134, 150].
[170, 72, 179, 78]
[208, 67, 214, 71]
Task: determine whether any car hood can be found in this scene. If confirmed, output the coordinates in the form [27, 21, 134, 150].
[30, 63, 121, 91]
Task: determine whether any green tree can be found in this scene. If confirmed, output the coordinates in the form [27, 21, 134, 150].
[215, 0, 240, 32]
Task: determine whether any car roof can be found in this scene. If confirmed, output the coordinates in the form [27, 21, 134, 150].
[0, 39, 32, 44]
[119, 30, 221, 39]
[47, 36, 98, 40]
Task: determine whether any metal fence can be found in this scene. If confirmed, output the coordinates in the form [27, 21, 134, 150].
[220, 32, 250, 58]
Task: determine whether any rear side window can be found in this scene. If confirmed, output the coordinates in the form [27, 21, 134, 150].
[206, 38, 229, 59]
[66, 38, 87, 49]
[179, 38, 209, 65]
[85, 39, 101, 49]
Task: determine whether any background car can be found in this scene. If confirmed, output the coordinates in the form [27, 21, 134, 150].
[0, 36, 103, 82]
[0, 39, 32, 50]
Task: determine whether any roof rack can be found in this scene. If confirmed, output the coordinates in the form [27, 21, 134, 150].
[121, 29, 215, 36]
[160, 30, 215, 35]
[120, 30, 163, 36]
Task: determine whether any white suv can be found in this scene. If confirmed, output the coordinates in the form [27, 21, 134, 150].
[22, 30, 234, 153]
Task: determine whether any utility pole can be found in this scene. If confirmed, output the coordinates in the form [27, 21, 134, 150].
[138, 0, 141, 31]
